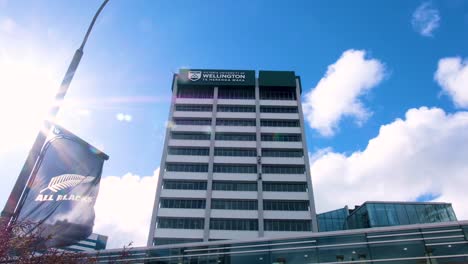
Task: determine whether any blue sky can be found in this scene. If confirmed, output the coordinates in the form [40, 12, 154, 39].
[1, 0, 468, 248]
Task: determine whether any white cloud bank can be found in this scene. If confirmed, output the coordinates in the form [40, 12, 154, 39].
[411, 2, 441, 37]
[94, 169, 159, 248]
[303, 50, 385, 136]
[435, 56, 468, 108]
[311, 107, 468, 220]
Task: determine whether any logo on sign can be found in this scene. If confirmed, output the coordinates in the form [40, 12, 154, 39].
[35, 174, 95, 203]
[188, 71, 202, 81]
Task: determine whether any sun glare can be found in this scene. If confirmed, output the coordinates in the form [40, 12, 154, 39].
[0, 54, 60, 152]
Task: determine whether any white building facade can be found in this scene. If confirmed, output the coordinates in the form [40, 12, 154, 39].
[147, 69, 318, 246]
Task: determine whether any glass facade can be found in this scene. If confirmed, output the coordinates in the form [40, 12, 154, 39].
[347, 202, 457, 229]
[318, 202, 458, 233]
[317, 207, 349, 232]
[94, 221, 468, 263]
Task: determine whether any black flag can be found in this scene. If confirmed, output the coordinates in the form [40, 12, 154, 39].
[16, 124, 109, 248]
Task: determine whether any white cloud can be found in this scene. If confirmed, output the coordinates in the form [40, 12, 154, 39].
[411, 2, 441, 37]
[94, 169, 159, 248]
[0, 17, 16, 33]
[311, 107, 468, 221]
[435, 56, 468, 108]
[303, 49, 385, 136]
[116, 113, 132, 122]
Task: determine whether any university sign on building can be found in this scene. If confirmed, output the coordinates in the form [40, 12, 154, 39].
[178, 69, 255, 86]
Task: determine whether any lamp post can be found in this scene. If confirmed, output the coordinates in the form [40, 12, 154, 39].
[1, 0, 110, 222]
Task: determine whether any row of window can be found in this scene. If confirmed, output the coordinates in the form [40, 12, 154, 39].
[171, 132, 211, 140]
[163, 180, 207, 190]
[214, 148, 257, 157]
[261, 133, 301, 142]
[174, 105, 298, 114]
[171, 132, 302, 142]
[212, 181, 257, 191]
[173, 118, 300, 127]
[176, 86, 297, 101]
[260, 106, 298, 113]
[159, 198, 308, 211]
[160, 199, 206, 209]
[157, 218, 311, 231]
[261, 120, 300, 127]
[167, 147, 303, 158]
[177, 87, 213, 99]
[260, 88, 297, 100]
[157, 217, 204, 229]
[165, 163, 209, 173]
[175, 104, 212, 112]
[173, 118, 211, 126]
[168, 147, 209, 156]
[264, 219, 311, 231]
[215, 133, 256, 141]
[165, 163, 305, 174]
[216, 119, 256, 126]
[262, 149, 303, 158]
[218, 105, 256, 113]
[218, 87, 255, 100]
[213, 164, 257, 174]
[263, 165, 305, 174]
[162, 180, 308, 192]
[211, 199, 258, 210]
[263, 200, 309, 211]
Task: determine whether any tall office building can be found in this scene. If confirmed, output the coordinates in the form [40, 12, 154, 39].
[148, 69, 317, 246]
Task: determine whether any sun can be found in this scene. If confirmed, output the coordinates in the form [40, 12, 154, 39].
[0, 53, 60, 153]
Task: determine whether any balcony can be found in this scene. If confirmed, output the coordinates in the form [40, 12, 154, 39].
[263, 210, 311, 220]
[210, 209, 258, 219]
[175, 98, 214, 105]
[211, 190, 258, 200]
[160, 189, 207, 199]
[166, 155, 210, 163]
[158, 208, 205, 218]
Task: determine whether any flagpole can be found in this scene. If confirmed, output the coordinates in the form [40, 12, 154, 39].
[1, 0, 110, 222]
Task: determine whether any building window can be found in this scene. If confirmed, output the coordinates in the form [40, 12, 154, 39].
[264, 219, 311, 231]
[263, 200, 309, 211]
[154, 238, 203, 246]
[157, 217, 204, 229]
[160, 199, 206, 209]
[168, 147, 210, 156]
[261, 133, 301, 142]
[262, 149, 303, 158]
[212, 181, 257, 191]
[215, 133, 256, 141]
[173, 118, 211, 126]
[217, 105, 256, 113]
[211, 199, 258, 210]
[165, 163, 209, 173]
[262, 165, 305, 174]
[171, 132, 211, 140]
[260, 87, 296, 100]
[260, 106, 298, 113]
[213, 164, 257, 174]
[175, 104, 212, 112]
[214, 148, 257, 157]
[210, 219, 258, 231]
[177, 86, 213, 99]
[163, 180, 207, 190]
[216, 119, 256, 126]
[261, 119, 299, 127]
[218, 87, 255, 99]
[262, 182, 308, 192]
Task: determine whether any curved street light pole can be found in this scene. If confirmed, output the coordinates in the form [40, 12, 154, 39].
[2, 0, 110, 222]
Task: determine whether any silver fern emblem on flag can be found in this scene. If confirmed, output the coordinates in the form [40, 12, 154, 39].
[40, 174, 95, 193]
